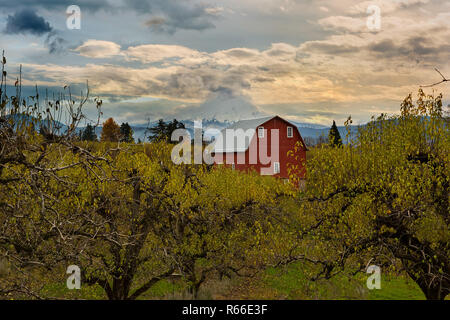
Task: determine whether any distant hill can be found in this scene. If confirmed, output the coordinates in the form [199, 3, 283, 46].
[181, 118, 358, 144]
[297, 126, 351, 141]
[4, 114, 360, 144]
[5, 114, 69, 133]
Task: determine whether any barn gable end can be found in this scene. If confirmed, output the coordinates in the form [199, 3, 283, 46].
[212, 116, 307, 180]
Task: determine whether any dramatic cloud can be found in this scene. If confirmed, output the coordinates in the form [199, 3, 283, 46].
[3, 0, 450, 125]
[349, 0, 431, 14]
[3, 9, 66, 54]
[318, 16, 368, 33]
[74, 40, 122, 58]
[171, 88, 266, 122]
[45, 32, 67, 54]
[130, 0, 220, 34]
[4, 9, 52, 35]
[1, 0, 221, 34]
[124, 44, 200, 63]
[0, 0, 111, 13]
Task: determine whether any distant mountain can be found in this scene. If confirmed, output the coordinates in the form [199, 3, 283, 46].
[91, 119, 358, 143]
[297, 126, 355, 142]
[5, 114, 359, 144]
[5, 114, 70, 133]
[289, 121, 328, 130]
[178, 118, 357, 143]
[182, 92, 266, 122]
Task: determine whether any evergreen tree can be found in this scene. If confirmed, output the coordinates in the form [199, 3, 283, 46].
[147, 119, 166, 142]
[120, 122, 134, 143]
[166, 119, 185, 136]
[81, 124, 97, 141]
[39, 125, 57, 140]
[147, 119, 185, 142]
[328, 120, 343, 147]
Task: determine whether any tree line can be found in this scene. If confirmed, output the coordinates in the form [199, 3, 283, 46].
[78, 117, 186, 144]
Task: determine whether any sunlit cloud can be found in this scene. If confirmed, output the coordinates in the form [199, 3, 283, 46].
[2, 0, 449, 125]
[74, 40, 122, 58]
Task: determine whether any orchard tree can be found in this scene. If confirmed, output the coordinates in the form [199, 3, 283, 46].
[1, 55, 288, 300]
[0, 140, 288, 299]
[0, 54, 108, 298]
[143, 143, 290, 297]
[291, 89, 449, 299]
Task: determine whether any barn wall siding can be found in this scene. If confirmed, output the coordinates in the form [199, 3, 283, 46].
[214, 116, 307, 180]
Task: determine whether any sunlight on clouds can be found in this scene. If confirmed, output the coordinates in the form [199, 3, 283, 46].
[74, 40, 122, 58]
[10, 0, 450, 124]
[125, 44, 200, 63]
[348, 0, 431, 15]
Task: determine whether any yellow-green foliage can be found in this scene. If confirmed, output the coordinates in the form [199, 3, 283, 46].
[0, 89, 448, 300]
[290, 90, 449, 299]
[0, 137, 292, 299]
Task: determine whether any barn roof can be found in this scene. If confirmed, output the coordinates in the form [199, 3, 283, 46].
[210, 115, 309, 153]
[211, 116, 274, 153]
[211, 116, 302, 153]
[219, 116, 274, 132]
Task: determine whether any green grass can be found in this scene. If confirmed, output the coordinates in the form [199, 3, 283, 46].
[39, 279, 186, 300]
[262, 262, 425, 300]
[35, 264, 427, 300]
[263, 262, 365, 300]
[40, 282, 107, 300]
[139, 279, 187, 300]
[367, 275, 425, 300]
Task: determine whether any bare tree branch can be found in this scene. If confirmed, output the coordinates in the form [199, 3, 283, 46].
[421, 68, 449, 88]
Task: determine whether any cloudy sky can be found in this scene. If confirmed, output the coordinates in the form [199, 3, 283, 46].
[1, 0, 449, 125]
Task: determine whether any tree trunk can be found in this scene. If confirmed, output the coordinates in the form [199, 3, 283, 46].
[408, 271, 449, 300]
[111, 278, 132, 300]
[418, 282, 448, 300]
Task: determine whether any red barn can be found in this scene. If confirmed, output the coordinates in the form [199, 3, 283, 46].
[211, 116, 307, 184]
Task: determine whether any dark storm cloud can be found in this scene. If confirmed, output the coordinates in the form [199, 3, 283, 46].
[3, 9, 66, 54]
[4, 9, 52, 35]
[302, 42, 359, 55]
[0, 0, 109, 12]
[367, 39, 397, 54]
[406, 36, 437, 55]
[0, 0, 219, 34]
[45, 32, 66, 54]
[300, 33, 450, 65]
[145, 17, 167, 28]
[253, 77, 275, 83]
[127, 0, 218, 34]
[367, 36, 450, 62]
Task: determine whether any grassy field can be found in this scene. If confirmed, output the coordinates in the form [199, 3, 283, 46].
[34, 262, 427, 300]
[215, 262, 426, 300]
[262, 262, 425, 300]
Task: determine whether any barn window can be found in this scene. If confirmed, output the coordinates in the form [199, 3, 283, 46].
[287, 126, 293, 138]
[274, 162, 280, 174]
[258, 127, 264, 138]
